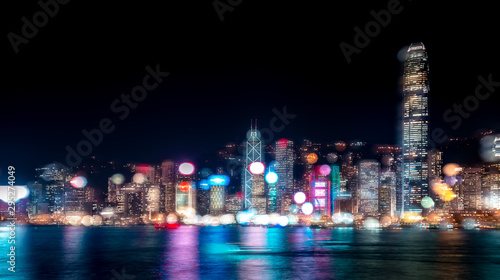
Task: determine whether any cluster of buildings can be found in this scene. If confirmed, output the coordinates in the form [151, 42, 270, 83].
[3, 42, 500, 226]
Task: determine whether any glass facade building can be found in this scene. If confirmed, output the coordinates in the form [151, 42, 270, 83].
[402, 42, 430, 213]
[242, 122, 263, 209]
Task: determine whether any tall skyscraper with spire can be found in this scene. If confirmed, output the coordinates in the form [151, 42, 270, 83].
[401, 42, 430, 213]
[242, 120, 263, 209]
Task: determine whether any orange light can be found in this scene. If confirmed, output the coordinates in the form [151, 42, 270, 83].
[179, 181, 190, 192]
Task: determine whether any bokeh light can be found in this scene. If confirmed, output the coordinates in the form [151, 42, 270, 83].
[462, 218, 477, 230]
[443, 163, 461, 176]
[289, 204, 299, 214]
[199, 179, 210, 190]
[81, 215, 92, 226]
[444, 175, 458, 186]
[335, 141, 346, 152]
[269, 213, 280, 225]
[287, 215, 299, 225]
[110, 173, 125, 185]
[166, 213, 178, 224]
[236, 210, 253, 225]
[277, 216, 289, 227]
[179, 181, 190, 192]
[92, 215, 103, 226]
[380, 215, 392, 227]
[364, 218, 380, 229]
[249, 162, 265, 175]
[220, 214, 235, 225]
[200, 168, 213, 178]
[479, 134, 500, 162]
[427, 213, 440, 224]
[332, 212, 354, 224]
[402, 212, 422, 223]
[208, 175, 230, 186]
[179, 162, 195, 176]
[319, 165, 331, 176]
[132, 173, 146, 184]
[265, 172, 278, 184]
[70, 176, 87, 188]
[100, 207, 114, 217]
[326, 153, 338, 163]
[0, 186, 30, 203]
[301, 202, 314, 215]
[294, 192, 306, 204]
[421, 196, 435, 208]
[277, 138, 288, 149]
[254, 214, 270, 226]
[306, 153, 318, 164]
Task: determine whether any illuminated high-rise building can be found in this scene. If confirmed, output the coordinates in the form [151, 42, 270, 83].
[330, 165, 341, 214]
[461, 167, 483, 210]
[210, 185, 225, 215]
[359, 160, 380, 215]
[309, 178, 331, 216]
[242, 121, 263, 209]
[275, 139, 294, 214]
[36, 163, 68, 213]
[379, 171, 397, 216]
[27, 181, 44, 217]
[251, 174, 267, 214]
[401, 42, 430, 213]
[161, 160, 176, 213]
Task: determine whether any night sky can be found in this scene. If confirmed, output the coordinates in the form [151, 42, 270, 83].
[2, 0, 499, 184]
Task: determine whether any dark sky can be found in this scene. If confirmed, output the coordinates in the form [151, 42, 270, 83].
[1, 0, 499, 184]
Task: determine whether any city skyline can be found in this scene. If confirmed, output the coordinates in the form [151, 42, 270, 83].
[2, 1, 500, 187]
[3, 2, 500, 279]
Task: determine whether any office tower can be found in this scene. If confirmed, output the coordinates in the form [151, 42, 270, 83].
[482, 165, 500, 209]
[309, 178, 331, 216]
[175, 181, 196, 215]
[358, 160, 380, 215]
[225, 194, 242, 214]
[161, 160, 177, 213]
[275, 139, 294, 214]
[36, 163, 68, 213]
[251, 174, 267, 214]
[333, 192, 354, 214]
[402, 42, 430, 213]
[461, 167, 483, 210]
[210, 185, 225, 215]
[84, 187, 95, 203]
[144, 183, 160, 216]
[379, 171, 397, 216]
[64, 179, 87, 214]
[27, 182, 44, 217]
[242, 121, 263, 209]
[267, 182, 277, 213]
[196, 189, 211, 216]
[428, 150, 443, 180]
[330, 165, 341, 214]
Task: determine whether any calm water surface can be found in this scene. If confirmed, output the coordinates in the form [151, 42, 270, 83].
[1, 226, 500, 279]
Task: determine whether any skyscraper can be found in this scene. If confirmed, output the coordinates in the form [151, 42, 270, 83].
[251, 174, 267, 214]
[275, 139, 294, 214]
[379, 171, 397, 216]
[242, 121, 263, 209]
[161, 160, 176, 213]
[358, 160, 380, 215]
[402, 42, 430, 213]
[210, 185, 225, 215]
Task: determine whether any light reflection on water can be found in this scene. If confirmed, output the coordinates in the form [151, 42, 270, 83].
[1, 226, 500, 280]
